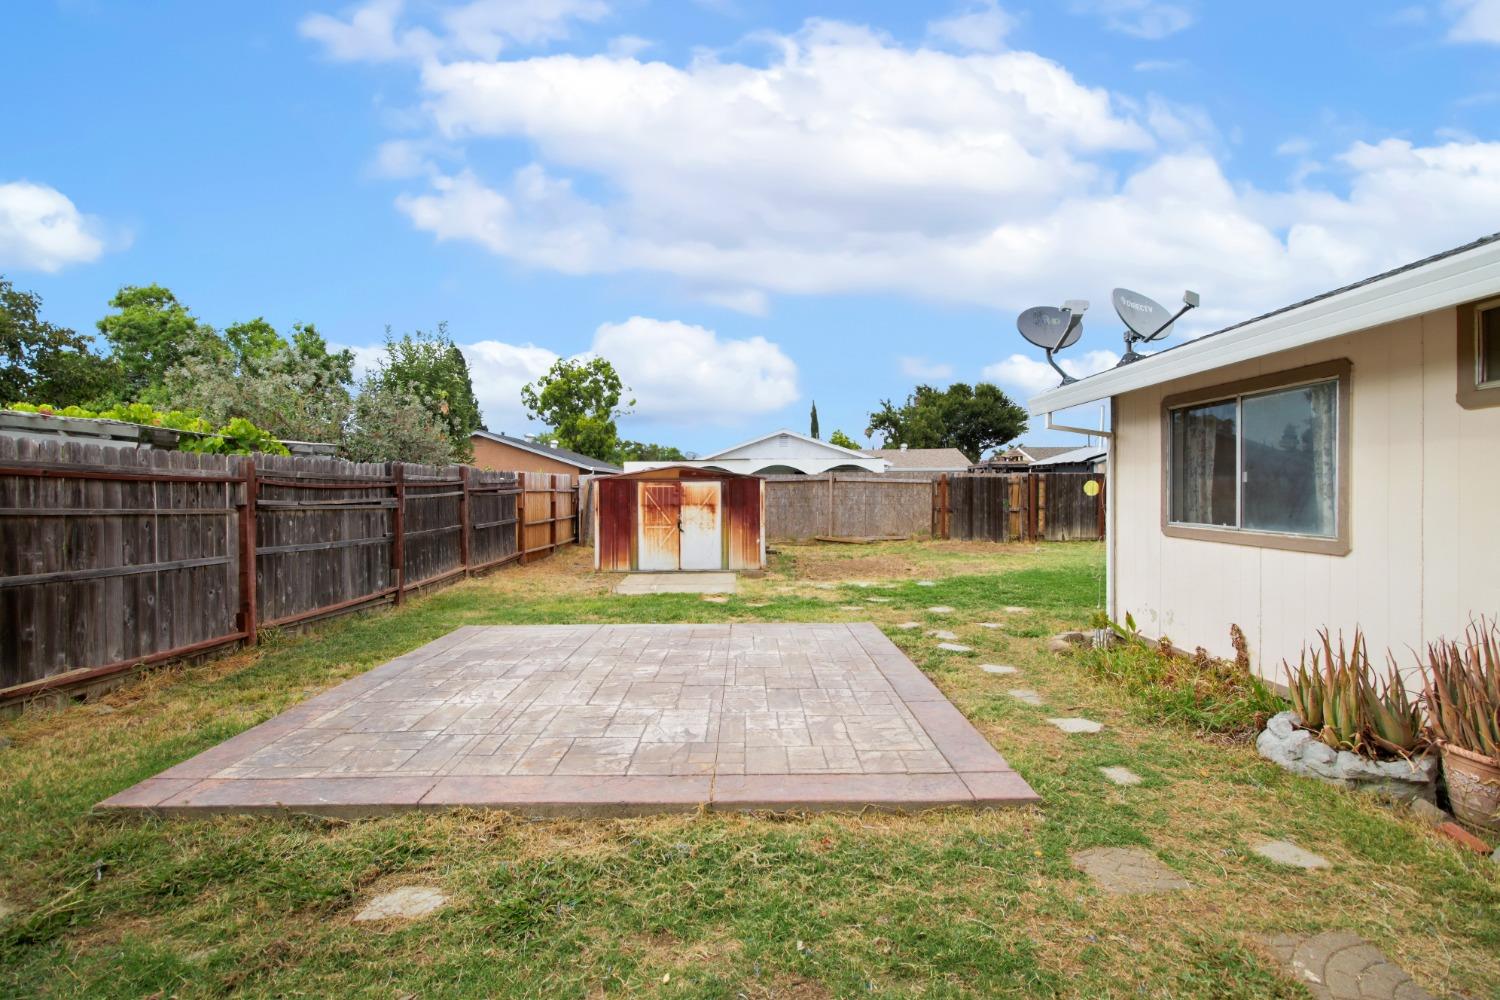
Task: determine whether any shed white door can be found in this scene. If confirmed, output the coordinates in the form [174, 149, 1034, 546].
[678, 482, 722, 571]
[637, 482, 681, 571]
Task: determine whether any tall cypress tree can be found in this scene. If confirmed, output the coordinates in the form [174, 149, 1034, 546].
[810, 400, 820, 439]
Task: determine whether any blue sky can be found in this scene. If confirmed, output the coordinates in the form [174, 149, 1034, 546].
[4, 0, 1498, 454]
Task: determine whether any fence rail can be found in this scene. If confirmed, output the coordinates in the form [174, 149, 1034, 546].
[0, 436, 578, 704]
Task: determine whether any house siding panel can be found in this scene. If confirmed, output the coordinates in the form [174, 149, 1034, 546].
[1112, 305, 1500, 684]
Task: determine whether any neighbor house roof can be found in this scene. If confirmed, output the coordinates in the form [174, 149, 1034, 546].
[625, 429, 888, 476]
[1029, 231, 1500, 415]
[701, 429, 872, 462]
[986, 445, 1076, 464]
[861, 447, 972, 471]
[471, 431, 621, 473]
[1026, 444, 1108, 468]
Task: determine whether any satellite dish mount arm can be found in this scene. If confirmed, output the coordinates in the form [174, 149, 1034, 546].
[1047, 311, 1083, 385]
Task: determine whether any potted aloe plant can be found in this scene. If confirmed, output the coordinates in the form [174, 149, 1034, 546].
[1420, 618, 1500, 834]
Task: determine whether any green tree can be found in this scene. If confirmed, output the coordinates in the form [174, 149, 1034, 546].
[97, 284, 218, 397]
[521, 356, 634, 463]
[828, 429, 860, 450]
[1, 276, 119, 406]
[340, 377, 459, 465]
[618, 440, 689, 462]
[373, 323, 483, 459]
[809, 400, 820, 439]
[865, 382, 1027, 464]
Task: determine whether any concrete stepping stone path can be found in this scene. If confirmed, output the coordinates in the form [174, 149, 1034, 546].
[1252, 839, 1330, 869]
[978, 622, 1002, 629]
[1099, 766, 1141, 786]
[927, 629, 959, 640]
[916, 580, 936, 587]
[865, 596, 891, 603]
[1048, 717, 1104, 734]
[1071, 847, 1190, 895]
[1003, 606, 1029, 613]
[1263, 930, 1433, 1000]
[927, 606, 955, 614]
[354, 886, 449, 923]
[936, 642, 973, 653]
[980, 664, 1018, 675]
[1007, 689, 1044, 706]
[896, 622, 921, 630]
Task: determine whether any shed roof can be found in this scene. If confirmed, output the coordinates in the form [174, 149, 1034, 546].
[471, 430, 621, 473]
[1029, 230, 1500, 415]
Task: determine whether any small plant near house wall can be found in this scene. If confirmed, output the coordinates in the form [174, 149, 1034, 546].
[1285, 629, 1426, 758]
[1420, 618, 1500, 833]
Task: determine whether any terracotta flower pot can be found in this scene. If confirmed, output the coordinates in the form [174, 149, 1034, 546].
[1439, 742, 1500, 835]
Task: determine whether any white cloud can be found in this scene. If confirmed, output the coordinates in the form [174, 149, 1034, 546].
[605, 34, 652, 58]
[899, 356, 956, 380]
[926, 1, 1015, 53]
[460, 339, 561, 431]
[982, 349, 1120, 397]
[1447, 0, 1500, 43]
[1074, 1, 1194, 39]
[593, 317, 798, 422]
[300, 0, 608, 63]
[0, 180, 110, 273]
[1276, 137, 1313, 157]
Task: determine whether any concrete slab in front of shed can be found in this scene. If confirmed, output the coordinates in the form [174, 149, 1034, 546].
[614, 572, 737, 595]
[96, 623, 1039, 818]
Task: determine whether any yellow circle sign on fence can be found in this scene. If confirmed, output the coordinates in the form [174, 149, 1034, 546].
[1083, 479, 1100, 497]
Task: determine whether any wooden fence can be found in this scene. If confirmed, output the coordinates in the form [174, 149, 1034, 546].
[0, 436, 578, 705]
[763, 474, 934, 541]
[763, 470, 1105, 544]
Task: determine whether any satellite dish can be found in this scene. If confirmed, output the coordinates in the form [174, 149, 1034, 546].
[1112, 288, 1176, 342]
[1016, 300, 1087, 386]
[1112, 287, 1201, 366]
[1017, 307, 1076, 351]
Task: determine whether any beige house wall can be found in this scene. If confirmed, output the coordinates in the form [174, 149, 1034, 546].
[1111, 304, 1500, 684]
[471, 437, 582, 476]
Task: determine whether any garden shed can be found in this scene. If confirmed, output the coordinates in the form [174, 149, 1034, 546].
[594, 466, 765, 573]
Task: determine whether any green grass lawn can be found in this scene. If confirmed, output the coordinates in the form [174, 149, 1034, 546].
[1, 541, 1495, 999]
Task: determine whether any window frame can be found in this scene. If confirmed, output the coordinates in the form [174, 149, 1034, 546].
[1458, 297, 1500, 410]
[1160, 358, 1352, 556]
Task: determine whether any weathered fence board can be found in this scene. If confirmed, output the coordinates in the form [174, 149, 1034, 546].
[0, 443, 572, 704]
[946, 472, 1105, 542]
[764, 474, 934, 541]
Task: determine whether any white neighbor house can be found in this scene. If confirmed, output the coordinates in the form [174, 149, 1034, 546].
[622, 430, 889, 476]
[1028, 233, 1500, 685]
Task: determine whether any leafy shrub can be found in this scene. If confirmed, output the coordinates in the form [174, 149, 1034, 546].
[1284, 629, 1425, 759]
[6, 401, 288, 456]
[1077, 615, 1283, 734]
[1420, 617, 1500, 758]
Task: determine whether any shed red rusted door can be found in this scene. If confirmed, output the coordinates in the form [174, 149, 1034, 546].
[678, 481, 722, 570]
[637, 482, 681, 571]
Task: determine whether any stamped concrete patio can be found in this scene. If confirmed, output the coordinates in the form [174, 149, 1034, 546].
[98, 623, 1038, 817]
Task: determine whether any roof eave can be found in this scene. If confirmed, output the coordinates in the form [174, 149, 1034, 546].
[1028, 233, 1500, 414]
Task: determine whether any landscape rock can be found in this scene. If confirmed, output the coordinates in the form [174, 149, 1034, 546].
[1047, 631, 1089, 654]
[1407, 798, 1451, 828]
[354, 886, 449, 923]
[1071, 847, 1190, 894]
[1099, 766, 1141, 786]
[1250, 839, 1330, 869]
[1256, 711, 1439, 804]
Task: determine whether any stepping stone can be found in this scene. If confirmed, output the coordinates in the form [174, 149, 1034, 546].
[980, 663, 1018, 675]
[916, 580, 936, 587]
[1048, 717, 1103, 734]
[1263, 930, 1434, 1000]
[865, 596, 892, 603]
[977, 622, 1002, 629]
[354, 886, 448, 923]
[1007, 689, 1044, 706]
[814, 583, 837, 591]
[896, 622, 921, 630]
[1100, 766, 1141, 786]
[1071, 847, 1190, 895]
[936, 642, 973, 653]
[1004, 606, 1028, 613]
[838, 605, 864, 611]
[927, 629, 959, 640]
[702, 596, 729, 604]
[927, 606, 955, 614]
[1251, 839, 1330, 870]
